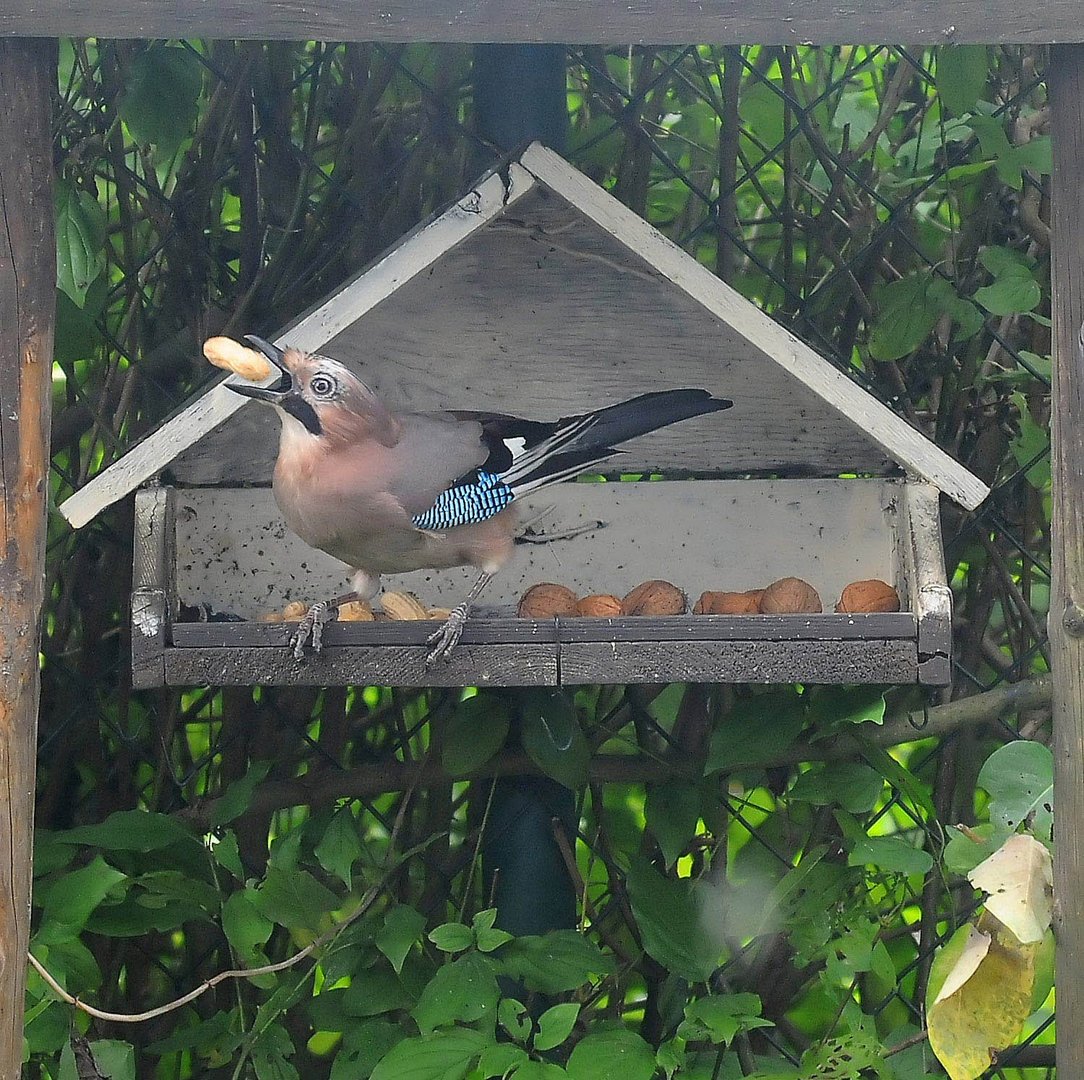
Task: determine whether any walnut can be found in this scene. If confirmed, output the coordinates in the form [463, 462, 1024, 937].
[835, 579, 901, 613]
[575, 594, 623, 617]
[203, 336, 273, 381]
[381, 591, 429, 620]
[622, 580, 686, 616]
[281, 600, 309, 620]
[759, 577, 822, 614]
[338, 599, 375, 621]
[693, 590, 761, 615]
[518, 583, 579, 618]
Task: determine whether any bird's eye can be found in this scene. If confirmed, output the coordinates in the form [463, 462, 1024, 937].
[309, 374, 336, 398]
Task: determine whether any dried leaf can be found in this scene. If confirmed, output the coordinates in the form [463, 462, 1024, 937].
[933, 927, 990, 1004]
[928, 924, 1037, 1080]
[968, 834, 1053, 944]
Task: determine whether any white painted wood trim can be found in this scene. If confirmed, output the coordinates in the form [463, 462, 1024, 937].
[58, 166, 537, 529]
[518, 142, 991, 512]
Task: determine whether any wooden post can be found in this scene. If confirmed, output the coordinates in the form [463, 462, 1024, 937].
[1048, 43, 1084, 1078]
[0, 38, 55, 1074]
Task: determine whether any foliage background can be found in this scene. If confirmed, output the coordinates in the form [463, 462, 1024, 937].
[30, 41, 1053, 1079]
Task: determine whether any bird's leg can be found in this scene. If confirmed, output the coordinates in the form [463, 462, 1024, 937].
[291, 591, 359, 660]
[426, 570, 495, 665]
[292, 569, 381, 660]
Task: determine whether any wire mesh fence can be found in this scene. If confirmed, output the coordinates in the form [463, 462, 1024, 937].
[32, 41, 1053, 1079]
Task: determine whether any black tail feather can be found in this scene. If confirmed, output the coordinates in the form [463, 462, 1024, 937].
[500, 388, 731, 498]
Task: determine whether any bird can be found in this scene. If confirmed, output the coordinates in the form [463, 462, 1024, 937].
[229, 336, 733, 663]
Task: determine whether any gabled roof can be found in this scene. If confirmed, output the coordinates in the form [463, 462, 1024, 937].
[59, 142, 988, 530]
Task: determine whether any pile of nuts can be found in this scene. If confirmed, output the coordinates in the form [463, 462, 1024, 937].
[517, 577, 900, 617]
[261, 592, 451, 622]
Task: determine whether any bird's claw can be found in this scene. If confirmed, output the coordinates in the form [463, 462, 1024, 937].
[425, 605, 468, 665]
[291, 600, 335, 660]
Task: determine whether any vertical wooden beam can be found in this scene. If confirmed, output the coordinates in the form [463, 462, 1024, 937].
[1048, 44, 1084, 1078]
[0, 37, 55, 1075]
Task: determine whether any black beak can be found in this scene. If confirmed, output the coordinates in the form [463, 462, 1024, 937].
[226, 335, 292, 403]
[229, 335, 324, 436]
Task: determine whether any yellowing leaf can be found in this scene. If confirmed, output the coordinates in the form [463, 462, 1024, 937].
[968, 834, 1053, 944]
[928, 926, 1037, 1080]
[933, 927, 991, 1005]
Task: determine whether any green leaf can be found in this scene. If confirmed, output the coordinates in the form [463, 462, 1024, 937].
[678, 993, 772, 1046]
[221, 890, 273, 964]
[519, 691, 591, 790]
[118, 44, 202, 151]
[212, 831, 245, 880]
[376, 905, 426, 973]
[442, 694, 511, 776]
[498, 931, 612, 994]
[626, 857, 717, 981]
[55, 181, 106, 308]
[566, 1029, 656, 1080]
[645, 780, 701, 868]
[498, 997, 532, 1040]
[788, 763, 885, 813]
[413, 952, 501, 1033]
[1009, 392, 1051, 491]
[979, 741, 1054, 838]
[534, 1002, 580, 1051]
[975, 274, 1041, 316]
[428, 921, 474, 954]
[478, 1044, 529, 1079]
[86, 1040, 136, 1080]
[251, 865, 339, 933]
[315, 809, 364, 887]
[515, 1064, 568, 1080]
[330, 1021, 404, 1080]
[211, 760, 272, 827]
[472, 906, 513, 952]
[869, 273, 958, 361]
[936, 46, 988, 116]
[61, 810, 198, 852]
[944, 825, 1013, 875]
[36, 856, 127, 943]
[706, 691, 805, 773]
[307, 970, 413, 1026]
[847, 834, 933, 876]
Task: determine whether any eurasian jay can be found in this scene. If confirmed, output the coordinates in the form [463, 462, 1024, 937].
[229, 337, 733, 662]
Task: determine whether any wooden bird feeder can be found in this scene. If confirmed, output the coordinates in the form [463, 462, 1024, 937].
[60, 142, 988, 689]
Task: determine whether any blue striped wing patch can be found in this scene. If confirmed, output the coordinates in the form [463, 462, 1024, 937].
[412, 471, 515, 530]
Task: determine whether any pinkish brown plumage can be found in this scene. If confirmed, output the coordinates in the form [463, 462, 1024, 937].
[230, 336, 732, 662]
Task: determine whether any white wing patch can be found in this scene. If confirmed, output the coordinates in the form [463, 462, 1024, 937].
[503, 436, 527, 459]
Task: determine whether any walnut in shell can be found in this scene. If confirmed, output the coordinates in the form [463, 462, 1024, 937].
[338, 599, 376, 621]
[693, 590, 761, 615]
[518, 583, 579, 618]
[835, 579, 901, 613]
[759, 577, 822, 614]
[622, 580, 686, 616]
[575, 594, 623, 617]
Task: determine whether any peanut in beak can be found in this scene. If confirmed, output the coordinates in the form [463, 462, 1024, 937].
[203, 336, 273, 382]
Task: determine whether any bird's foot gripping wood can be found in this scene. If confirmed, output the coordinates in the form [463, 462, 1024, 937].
[291, 600, 336, 659]
[425, 604, 469, 665]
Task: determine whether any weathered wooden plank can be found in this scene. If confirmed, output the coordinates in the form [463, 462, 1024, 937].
[170, 611, 917, 647]
[904, 482, 953, 672]
[520, 145, 990, 510]
[57, 165, 537, 528]
[175, 182, 899, 483]
[559, 639, 918, 684]
[168, 479, 902, 619]
[1049, 44, 1084, 1080]
[161, 638, 916, 686]
[164, 644, 560, 687]
[0, 38, 55, 1077]
[0, 1, 1080, 44]
[131, 488, 173, 689]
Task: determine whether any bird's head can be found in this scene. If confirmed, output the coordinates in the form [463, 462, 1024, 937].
[228, 336, 400, 447]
